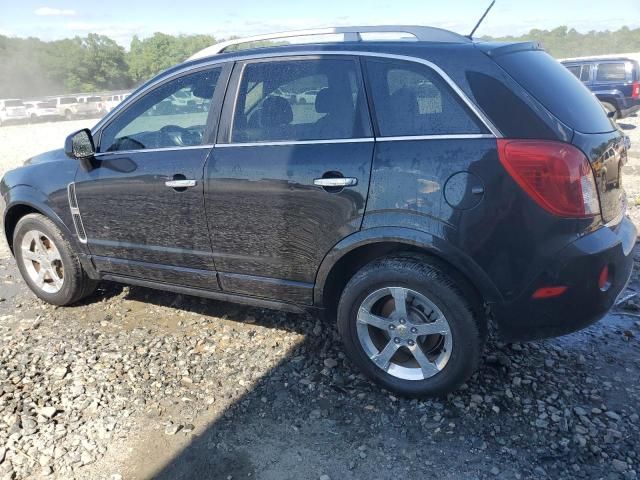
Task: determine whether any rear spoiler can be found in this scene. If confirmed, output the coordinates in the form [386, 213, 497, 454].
[475, 41, 543, 58]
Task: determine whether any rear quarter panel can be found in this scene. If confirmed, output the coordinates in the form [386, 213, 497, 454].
[363, 138, 597, 301]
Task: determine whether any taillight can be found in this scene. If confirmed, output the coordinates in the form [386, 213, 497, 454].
[632, 81, 640, 99]
[497, 139, 600, 218]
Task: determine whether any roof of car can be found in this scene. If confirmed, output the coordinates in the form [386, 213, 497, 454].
[188, 26, 472, 60]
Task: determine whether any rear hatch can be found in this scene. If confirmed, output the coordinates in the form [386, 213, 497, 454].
[38, 101, 58, 114]
[4, 100, 26, 117]
[487, 45, 626, 224]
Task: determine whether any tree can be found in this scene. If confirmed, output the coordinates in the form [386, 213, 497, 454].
[127, 33, 216, 83]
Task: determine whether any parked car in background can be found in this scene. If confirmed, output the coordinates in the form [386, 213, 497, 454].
[53, 96, 103, 120]
[103, 94, 128, 112]
[1, 26, 635, 397]
[24, 100, 61, 123]
[80, 96, 105, 116]
[0, 99, 28, 126]
[562, 57, 640, 120]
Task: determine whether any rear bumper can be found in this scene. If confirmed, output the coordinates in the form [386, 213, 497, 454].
[493, 216, 636, 341]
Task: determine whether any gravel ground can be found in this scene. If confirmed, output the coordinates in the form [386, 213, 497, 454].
[0, 117, 640, 480]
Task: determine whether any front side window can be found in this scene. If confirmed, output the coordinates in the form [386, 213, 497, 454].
[365, 58, 487, 137]
[596, 63, 627, 82]
[100, 67, 221, 152]
[230, 58, 371, 143]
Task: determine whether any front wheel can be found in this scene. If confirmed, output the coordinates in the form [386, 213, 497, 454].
[13, 213, 98, 305]
[337, 255, 484, 397]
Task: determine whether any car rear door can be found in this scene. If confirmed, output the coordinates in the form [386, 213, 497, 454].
[204, 55, 374, 304]
[73, 64, 231, 288]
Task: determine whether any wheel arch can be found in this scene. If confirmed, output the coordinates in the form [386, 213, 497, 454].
[314, 227, 502, 319]
[3, 186, 75, 254]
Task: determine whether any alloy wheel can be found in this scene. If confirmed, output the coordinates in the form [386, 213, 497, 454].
[356, 287, 453, 381]
[20, 230, 64, 294]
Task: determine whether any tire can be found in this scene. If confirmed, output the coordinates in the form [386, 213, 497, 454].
[337, 254, 484, 397]
[13, 213, 98, 306]
[602, 102, 619, 121]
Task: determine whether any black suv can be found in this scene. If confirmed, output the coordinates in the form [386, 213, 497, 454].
[562, 57, 640, 120]
[1, 27, 635, 397]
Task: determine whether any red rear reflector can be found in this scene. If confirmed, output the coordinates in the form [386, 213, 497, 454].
[532, 286, 568, 299]
[632, 81, 640, 99]
[598, 265, 611, 291]
[497, 139, 600, 218]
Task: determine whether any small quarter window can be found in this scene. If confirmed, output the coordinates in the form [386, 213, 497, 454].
[365, 58, 487, 137]
[230, 58, 371, 143]
[580, 65, 592, 82]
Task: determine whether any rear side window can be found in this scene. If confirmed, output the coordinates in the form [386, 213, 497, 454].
[60, 97, 77, 105]
[231, 58, 371, 143]
[364, 58, 487, 137]
[580, 65, 592, 82]
[495, 50, 614, 134]
[596, 63, 627, 82]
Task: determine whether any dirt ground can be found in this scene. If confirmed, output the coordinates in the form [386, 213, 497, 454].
[1, 116, 640, 480]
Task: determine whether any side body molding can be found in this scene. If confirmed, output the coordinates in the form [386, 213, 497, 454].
[313, 226, 503, 307]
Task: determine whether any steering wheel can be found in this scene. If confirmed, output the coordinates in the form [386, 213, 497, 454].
[159, 124, 189, 146]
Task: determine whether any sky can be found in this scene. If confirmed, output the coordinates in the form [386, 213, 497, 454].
[1, 0, 639, 48]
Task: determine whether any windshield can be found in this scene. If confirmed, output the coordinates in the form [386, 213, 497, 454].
[38, 101, 56, 108]
[5, 100, 24, 107]
[87, 96, 102, 102]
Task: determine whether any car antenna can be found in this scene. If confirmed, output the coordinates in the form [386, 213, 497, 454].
[467, 0, 496, 39]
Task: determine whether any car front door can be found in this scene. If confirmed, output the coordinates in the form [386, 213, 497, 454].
[73, 64, 231, 289]
[205, 56, 374, 304]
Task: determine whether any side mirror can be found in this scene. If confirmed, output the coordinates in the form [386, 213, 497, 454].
[65, 128, 95, 159]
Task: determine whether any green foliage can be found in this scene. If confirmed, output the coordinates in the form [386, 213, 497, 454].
[1, 26, 640, 98]
[485, 26, 640, 58]
[0, 32, 216, 97]
[127, 33, 216, 83]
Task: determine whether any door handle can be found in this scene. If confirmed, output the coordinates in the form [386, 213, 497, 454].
[165, 179, 197, 188]
[313, 177, 358, 188]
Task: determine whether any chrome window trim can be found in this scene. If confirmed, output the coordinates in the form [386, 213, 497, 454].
[93, 144, 214, 157]
[94, 50, 502, 139]
[376, 134, 496, 142]
[215, 138, 374, 148]
[212, 135, 493, 148]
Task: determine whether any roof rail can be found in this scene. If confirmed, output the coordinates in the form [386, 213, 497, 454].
[188, 25, 470, 61]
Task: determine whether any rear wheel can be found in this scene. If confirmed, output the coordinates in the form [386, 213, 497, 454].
[337, 255, 484, 397]
[13, 213, 97, 305]
[602, 102, 619, 121]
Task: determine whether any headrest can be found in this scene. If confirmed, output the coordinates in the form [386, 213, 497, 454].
[315, 88, 332, 114]
[261, 96, 293, 127]
[390, 87, 419, 116]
